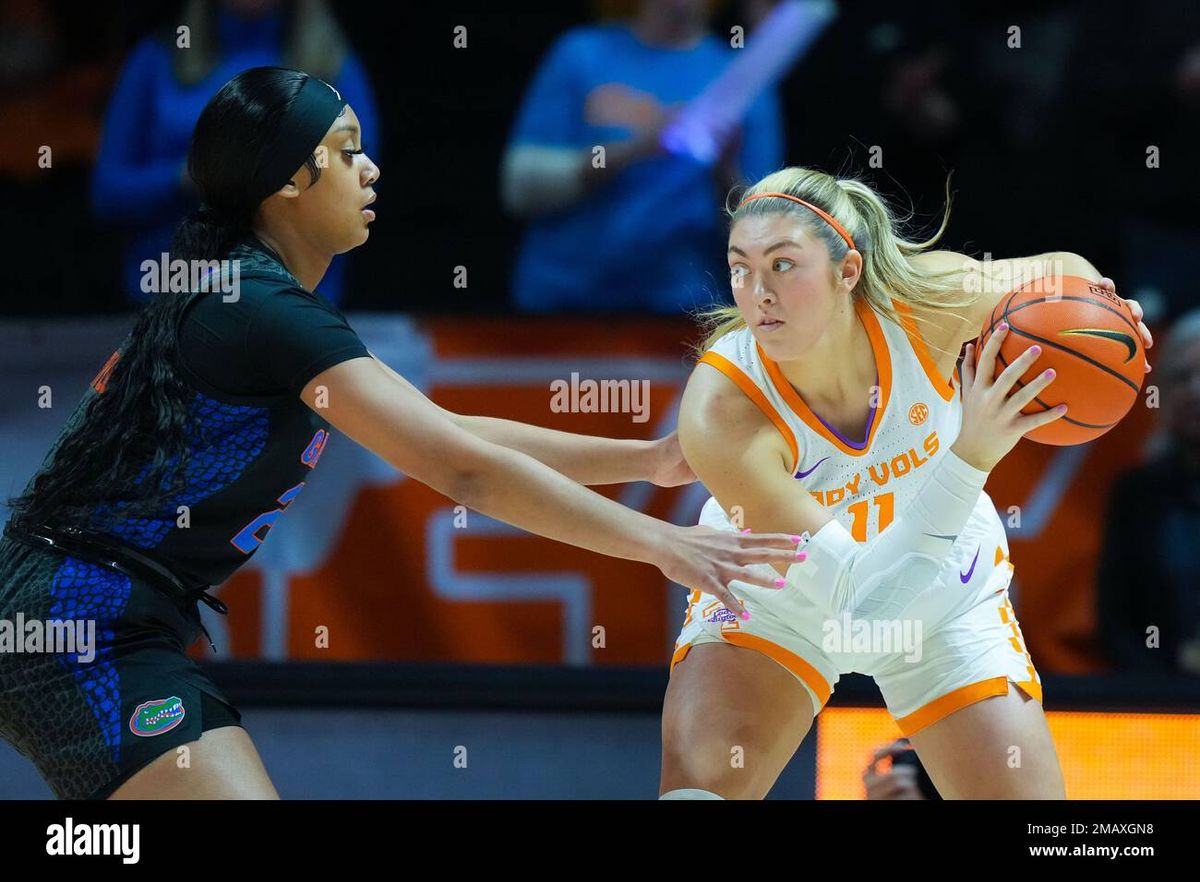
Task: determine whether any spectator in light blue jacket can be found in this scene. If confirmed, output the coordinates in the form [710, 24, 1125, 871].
[501, 0, 784, 314]
[91, 0, 380, 308]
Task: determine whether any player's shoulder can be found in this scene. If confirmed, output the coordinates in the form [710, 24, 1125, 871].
[681, 348, 793, 477]
[683, 332, 774, 441]
[701, 322, 754, 361]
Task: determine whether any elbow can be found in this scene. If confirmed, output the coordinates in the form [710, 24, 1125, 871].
[433, 441, 493, 506]
[440, 438, 511, 508]
[444, 464, 489, 509]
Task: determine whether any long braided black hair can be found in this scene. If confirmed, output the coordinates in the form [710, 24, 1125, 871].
[7, 67, 327, 530]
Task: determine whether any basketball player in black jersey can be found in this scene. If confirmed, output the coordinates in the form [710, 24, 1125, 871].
[0, 67, 804, 799]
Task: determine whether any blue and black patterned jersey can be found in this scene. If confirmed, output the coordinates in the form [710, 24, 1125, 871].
[32, 235, 370, 588]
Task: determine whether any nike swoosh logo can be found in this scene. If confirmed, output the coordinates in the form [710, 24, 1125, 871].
[1058, 328, 1137, 363]
[795, 455, 831, 479]
[923, 533, 959, 542]
[960, 546, 980, 583]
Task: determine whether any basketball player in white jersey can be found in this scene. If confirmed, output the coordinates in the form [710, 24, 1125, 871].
[661, 166, 1154, 800]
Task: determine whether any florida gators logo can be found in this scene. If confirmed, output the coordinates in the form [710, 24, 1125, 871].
[130, 696, 185, 736]
[908, 402, 929, 425]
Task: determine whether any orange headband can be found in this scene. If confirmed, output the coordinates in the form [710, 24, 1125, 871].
[737, 191, 857, 251]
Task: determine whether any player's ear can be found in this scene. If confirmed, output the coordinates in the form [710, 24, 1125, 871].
[839, 249, 863, 290]
[273, 154, 322, 199]
[276, 175, 307, 198]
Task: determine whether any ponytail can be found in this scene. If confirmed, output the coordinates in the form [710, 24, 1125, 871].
[692, 167, 980, 358]
[6, 67, 324, 530]
[172, 204, 248, 265]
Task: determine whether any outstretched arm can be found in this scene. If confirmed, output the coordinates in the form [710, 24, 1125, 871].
[305, 355, 799, 612]
[367, 351, 688, 487]
[449, 414, 666, 486]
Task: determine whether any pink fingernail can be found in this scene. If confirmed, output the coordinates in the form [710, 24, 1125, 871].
[741, 610, 751, 620]
[790, 535, 802, 543]
[998, 322, 1009, 332]
[796, 550, 808, 561]
[1057, 404, 1068, 412]
[1043, 369, 1054, 379]
[774, 577, 785, 587]
[1030, 345, 1041, 355]
[741, 528, 751, 534]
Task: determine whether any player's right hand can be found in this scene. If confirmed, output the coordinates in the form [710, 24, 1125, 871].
[654, 525, 806, 618]
[951, 321, 1068, 472]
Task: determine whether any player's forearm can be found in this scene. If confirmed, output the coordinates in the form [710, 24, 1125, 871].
[452, 440, 668, 565]
[454, 414, 656, 485]
[789, 448, 989, 616]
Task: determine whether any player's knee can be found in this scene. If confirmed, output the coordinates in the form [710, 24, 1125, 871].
[663, 712, 778, 798]
[660, 743, 764, 799]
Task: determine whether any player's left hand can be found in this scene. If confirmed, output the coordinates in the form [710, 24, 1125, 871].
[648, 430, 697, 487]
[1099, 277, 1153, 373]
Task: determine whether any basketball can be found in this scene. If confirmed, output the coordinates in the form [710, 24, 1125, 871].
[978, 275, 1146, 446]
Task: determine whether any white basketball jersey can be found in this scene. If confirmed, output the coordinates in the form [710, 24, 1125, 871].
[696, 296, 1012, 603]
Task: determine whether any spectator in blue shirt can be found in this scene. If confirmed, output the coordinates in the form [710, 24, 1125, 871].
[501, 0, 784, 314]
[90, 0, 379, 308]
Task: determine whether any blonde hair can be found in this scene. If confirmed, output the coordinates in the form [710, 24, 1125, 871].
[691, 166, 981, 358]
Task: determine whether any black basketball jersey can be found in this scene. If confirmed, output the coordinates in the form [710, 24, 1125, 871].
[20, 234, 371, 588]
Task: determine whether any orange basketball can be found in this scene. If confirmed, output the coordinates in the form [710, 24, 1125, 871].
[977, 275, 1146, 446]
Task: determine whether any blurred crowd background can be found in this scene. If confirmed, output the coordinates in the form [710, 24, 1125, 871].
[1, 0, 1198, 683]
[2, 0, 1197, 318]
